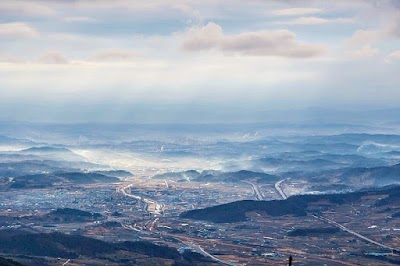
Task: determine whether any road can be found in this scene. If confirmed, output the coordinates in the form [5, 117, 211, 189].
[120, 184, 144, 201]
[119, 183, 168, 233]
[61, 259, 70, 266]
[188, 242, 238, 266]
[313, 213, 399, 253]
[274, 179, 288, 199]
[120, 184, 164, 215]
[120, 222, 144, 233]
[118, 183, 242, 263]
[242, 181, 264, 201]
[146, 217, 159, 231]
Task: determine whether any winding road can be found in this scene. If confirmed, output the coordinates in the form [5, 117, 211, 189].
[121, 184, 164, 216]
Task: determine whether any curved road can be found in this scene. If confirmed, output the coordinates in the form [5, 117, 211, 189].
[119, 184, 243, 264]
[242, 181, 264, 201]
[121, 184, 164, 216]
[188, 242, 238, 266]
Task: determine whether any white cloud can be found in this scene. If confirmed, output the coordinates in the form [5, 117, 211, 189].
[181, 22, 223, 51]
[347, 45, 379, 58]
[346, 13, 400, 47]
[35, 52, 69, 64]
[385, 50, 400, 63]
[0, 1, 56, 17]
[0, 55, 321, 107]
[346, 29, 384, 46]
[387, 50, 400, 59]
[72, 0, 198, 18]
[273, 8, 321, 16]
[0, 22, 39, 39]
[89, 50, 138, 62]
[0, 54, 23, 63]
[64, 16, 97, 23]
[275, 16, 353, 25]
[181, 22, 326, 58]
[0, 0, 400, 123]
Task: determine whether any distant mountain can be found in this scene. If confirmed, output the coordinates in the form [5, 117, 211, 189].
[252, 152, 392, 173]
[0, 156, 100, 174]
[154, 170, 200, 181]
[255, 157, 341, 172]
[0, 161, 65, 177]
[0, 135, 16, 143]
[0, 153, 43, 162]
[20, 146, 86, 162]
[341, 164, 400, 184]
[385, 151, 400, 156]
[9, 171, 120, 189]
[55, 172, 120, 183]
[308, 133, 400, 146]
[180, 185, 400, 223]
[21, 146, 71, 153]
[0, 135, 37, 146]
[300, 134, 400, 155]
[293, 163, 400, 188]
[154, 170, 279, 183]
[200, 170, 280, 183]
[316, 154, 388, 167]
[94, 170, 134, 178]
[0, 160, 105, 180]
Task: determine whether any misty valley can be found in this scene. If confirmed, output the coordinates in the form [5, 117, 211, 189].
[0, 123, 399, 265]
[2, 0, 400, 265]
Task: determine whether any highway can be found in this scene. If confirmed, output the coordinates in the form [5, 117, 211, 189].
[312, 214, 399, 253]
[274, 179, 288, 200]
[119, 183, 167, 233]
[120, 222, 145, 233]
[118, 183, 258, 264]
[146, 217, 159, 231]
[188, 242, 238, 266]
[120, 184, 144, 201]
[62, 259, 71, 266]
[242, 181, 264, 201]
[120, 184, 164, 216]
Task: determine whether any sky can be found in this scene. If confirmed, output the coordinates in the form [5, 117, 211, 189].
[0, 0, 400, 123]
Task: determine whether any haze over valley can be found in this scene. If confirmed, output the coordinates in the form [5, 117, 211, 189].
[1, 0, 400, 265]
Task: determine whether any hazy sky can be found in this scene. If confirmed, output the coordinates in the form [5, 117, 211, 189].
[0, 0, 399, 123]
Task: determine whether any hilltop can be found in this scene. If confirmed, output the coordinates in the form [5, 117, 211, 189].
[180, 185, 400, 223]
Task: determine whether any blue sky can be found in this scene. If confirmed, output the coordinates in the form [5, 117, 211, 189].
[0, 0, 399, 123]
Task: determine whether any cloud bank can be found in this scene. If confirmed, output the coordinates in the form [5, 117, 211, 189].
[181, 22, 326, 58]
[0, 22, 39, 39]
